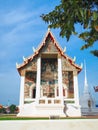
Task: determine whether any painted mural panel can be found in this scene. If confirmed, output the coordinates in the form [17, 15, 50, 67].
[62, 57, 75, 71]
[24, 71, 36, 100]
[41, 58, 58, 98]
[25, 59, 37, 71]
[62, 71, 74, 98]
[41, 36, 58, 53]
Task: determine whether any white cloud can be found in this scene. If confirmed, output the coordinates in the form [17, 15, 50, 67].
[0, 6, 48, 73]
[0, 5, 47, 46]
[0, 7, 39, 26]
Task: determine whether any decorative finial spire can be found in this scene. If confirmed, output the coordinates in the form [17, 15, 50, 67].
[73, 56, 76, 62]
[16, 62, 19, 68]
[23, 56, 26, 61]
[63, 46, 66, 53]
[32, 47, 36, 52]
[48, 27, 50, 31]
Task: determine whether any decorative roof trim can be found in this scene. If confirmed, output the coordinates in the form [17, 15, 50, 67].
[17, 29, 82, 73]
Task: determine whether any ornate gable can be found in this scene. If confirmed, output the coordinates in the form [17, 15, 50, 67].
[16, 29, 82, 75]
[35, 29, 64, 55]
[40, 33, 58, 53]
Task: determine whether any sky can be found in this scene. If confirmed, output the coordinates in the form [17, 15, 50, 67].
[0, 0, 98, 106]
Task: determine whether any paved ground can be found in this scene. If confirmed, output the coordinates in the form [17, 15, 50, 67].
[81, 115, 98, 118]
[0, 119, 98, 130]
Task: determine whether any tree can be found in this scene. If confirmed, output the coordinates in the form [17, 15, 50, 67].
[9, 104, 16, 114]
[41, 0, 98, 57]
[0, 107, 6, 114]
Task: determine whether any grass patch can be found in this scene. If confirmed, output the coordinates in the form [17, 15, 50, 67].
[0, 114, 98, 120]
[0, 114, 49, 120]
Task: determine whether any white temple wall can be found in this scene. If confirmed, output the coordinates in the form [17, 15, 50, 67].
[73, 71, 80, 106]
[58, 56, 63, 104]
[36, 56, 41, 104]
[17, 29, 82, 117]
[19, 75, 25, 112]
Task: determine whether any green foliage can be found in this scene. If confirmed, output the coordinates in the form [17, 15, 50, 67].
[41, 0, 98, 57]
[9, 104, 16, 114]
[91, 50, 98, 56]
[0, 107, 6, 114]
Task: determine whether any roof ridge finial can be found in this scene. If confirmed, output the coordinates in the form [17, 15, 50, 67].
[63, 46, 66, 53]
[48, 27, 50, 31]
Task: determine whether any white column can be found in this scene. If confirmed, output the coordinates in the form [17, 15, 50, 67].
[29, 87, 33, 98]
[36, 56, 41, 104]
[73, 71, 79, 105]
[19, 76, 25, 108]
[65, 88, 68, 98]
[40, 86, 44, 97]
[58, 55, 63, 104]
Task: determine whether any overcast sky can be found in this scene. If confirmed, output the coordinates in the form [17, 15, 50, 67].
[0, 0, 98, 106]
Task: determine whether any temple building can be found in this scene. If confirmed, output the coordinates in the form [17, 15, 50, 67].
[16, 29, 82, 117]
